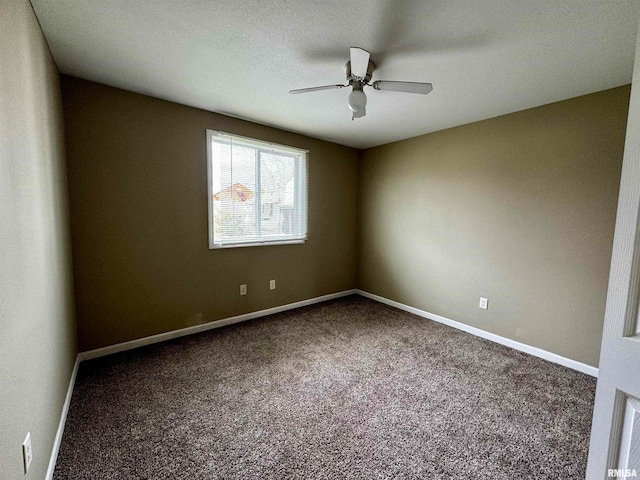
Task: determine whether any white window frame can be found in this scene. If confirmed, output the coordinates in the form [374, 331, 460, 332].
[206, 130, 308, 249]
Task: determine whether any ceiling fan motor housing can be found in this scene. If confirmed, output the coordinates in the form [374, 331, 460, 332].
[345, 60, 375, 84]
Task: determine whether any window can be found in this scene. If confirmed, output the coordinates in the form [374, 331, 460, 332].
[207, 130, 308, 249]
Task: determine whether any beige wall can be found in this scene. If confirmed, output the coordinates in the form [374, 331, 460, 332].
[61, 76, 359, 352]
[63, 77, 627, 365]
[0, 1, 77, 478]
[359, 86, 630, 367]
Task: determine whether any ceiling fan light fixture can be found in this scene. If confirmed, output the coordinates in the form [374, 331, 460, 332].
[348, 88, 367, 113]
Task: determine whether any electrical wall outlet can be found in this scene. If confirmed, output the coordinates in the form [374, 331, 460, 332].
[22, 432, 32, 474]
[240, 284, 247, 296]
[479, 297, 489, 310]
[269, 279, 276, 290]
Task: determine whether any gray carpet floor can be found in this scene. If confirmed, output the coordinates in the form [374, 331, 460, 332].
[53, 295, 596, 479]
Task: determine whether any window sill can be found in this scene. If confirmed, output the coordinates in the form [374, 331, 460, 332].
[209, 239, 306, 249]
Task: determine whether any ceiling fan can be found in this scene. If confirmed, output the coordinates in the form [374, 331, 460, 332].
[289, 47, 433, 120]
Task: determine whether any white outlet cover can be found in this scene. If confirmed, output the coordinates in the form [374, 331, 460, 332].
[479, 297, 489, 310]
[240, 284, 247, 295]
[270, 280, 276, 290]
[22, 432, 32, 473]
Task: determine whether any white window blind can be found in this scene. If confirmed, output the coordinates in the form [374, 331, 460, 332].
[207, 130, 308, 249]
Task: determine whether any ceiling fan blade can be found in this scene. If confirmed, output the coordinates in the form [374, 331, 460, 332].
[289, 84, 345, 94]
[352, 106, 366, 120]
[372, 81, 433, 95]
[350, 47, 370, 79]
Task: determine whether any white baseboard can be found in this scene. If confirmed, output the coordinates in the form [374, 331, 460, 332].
[356, 289, 599, 378]
[46, 355, 80, 480]
[78, 289, 358, 362]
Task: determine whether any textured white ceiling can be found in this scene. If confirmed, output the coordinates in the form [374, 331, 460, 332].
[31, 0, 639, 149]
